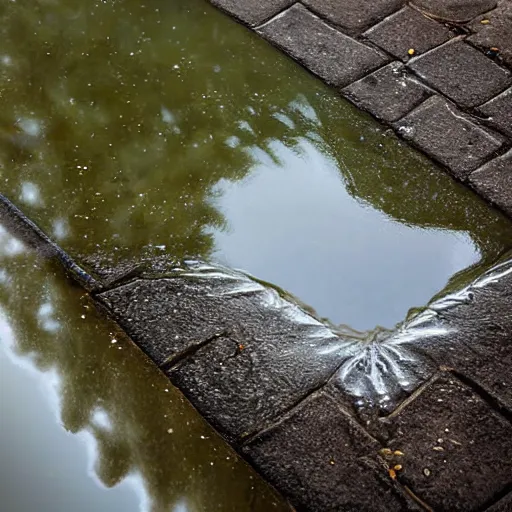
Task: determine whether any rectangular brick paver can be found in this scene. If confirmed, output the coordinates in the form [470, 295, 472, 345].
[470, 150, 512, 217]
[479, 87, 512, 138]
[408, 40, 511, 108]
[210, 0, 295, 27]
[396, 96, 504, 178]
[244, 392, 415, 511]
[468, 0, 512, 69]
[364, 6, 452, 60]
[343, 62, 431, 122]
[303, 0, 404, 34]
[386, 376, 512, 512]
[258, 4, 389, 87]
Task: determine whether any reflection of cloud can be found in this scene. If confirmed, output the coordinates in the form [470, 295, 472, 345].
[52, 218, 69, 240]
[37, 302, 61, 333]
[20, 181, 42, 207]
[173, 499, 190, 512]
[91, 407, 113, 432]
[0, 227, 24, 257]
[17, 118, 42, 137]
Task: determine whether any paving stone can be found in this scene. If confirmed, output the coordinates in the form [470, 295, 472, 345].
[486, 491, 512, 512]
[364, 6, 452, 60]
[258, 4, 389, 87]
[99, 271, 347, 440]
[302, 0, 404, 34]
[470, 150, 512, 217]
[210, 0, 295, 27]
[385, 376, 512, 511]
[411, 0, 497, 22]
[396, 96, 504, 178]
[243, 392, 414, 512]
[479, 87, 512, 137]
[468, 0, 512, 69]
[408, 41, 511, 108]
[343, 62, 431, 122]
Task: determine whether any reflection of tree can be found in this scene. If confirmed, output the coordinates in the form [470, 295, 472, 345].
[0, 234, 287, 512]
[0, 0, 509, 277]
[304, 96, 512, 264]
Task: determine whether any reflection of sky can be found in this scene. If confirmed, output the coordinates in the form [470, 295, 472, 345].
[0, 311, 141, 512]
[212, 140, 479, 330]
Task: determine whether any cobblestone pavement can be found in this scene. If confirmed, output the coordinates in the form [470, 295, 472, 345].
[210, 0, 512, 220]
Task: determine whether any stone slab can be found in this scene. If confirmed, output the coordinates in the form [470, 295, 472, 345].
[258, 4, 389, 87]
[479, 87, 512, 138]
[210, 0, 295, 27]
[343, 62, 431, 122]
[243, 392, 415, 512]
[364, 6, 452, 60]
[385, 376, 512, 511]
[408, 41, 511, 108]
[99, 269, 348, 440]
[302, 0, 404, 34]
[396, 96, 504, 178]
[411, 0, 497, 22]
[470, 150, 512, 217]
[468, 0, 512, 69]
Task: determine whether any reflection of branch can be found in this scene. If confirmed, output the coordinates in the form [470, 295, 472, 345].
[0, 192, 99, 291]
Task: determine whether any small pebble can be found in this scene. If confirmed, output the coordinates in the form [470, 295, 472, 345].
[167, 428, 173, 434]
[424, 468, 431, 477]
[481, 19, 490, 24]
[408, 48, 415, 56]
[433, 446, 444, 452]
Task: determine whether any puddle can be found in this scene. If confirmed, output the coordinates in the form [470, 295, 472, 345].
[0, 225, 288, 512]
[0, 0, 511, 330]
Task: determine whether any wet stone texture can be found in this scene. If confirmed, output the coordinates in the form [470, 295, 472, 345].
[410, 0, 497, 22]
[243, 392, 416, 512]
[384, 376, 512, 512]
[364, 6, 453, 60]
[470, 150, 512, 217]
[479, 87, 512, 138]
[417, 257, 512, 412]
[407, 41, 511, 108]
[343, 62, 431, 122]
[99, 273, 345, 441]
[468, 0, 512, 69]
[94, 254, 512, 510]
[302, 0, 404, 34]
[258, 4, 389, 87]
[395, 96, 504, 178]
[210, 0, 294, 26]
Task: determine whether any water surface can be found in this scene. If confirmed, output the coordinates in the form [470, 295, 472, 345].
[0, 0, 511, 331]
[0, 225, 288, 512]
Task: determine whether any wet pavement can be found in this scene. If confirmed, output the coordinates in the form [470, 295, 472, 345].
[1, 0, 512, 511]
[0, 225, 288, 512]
